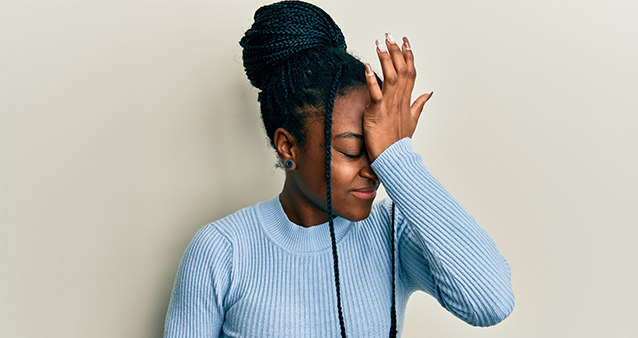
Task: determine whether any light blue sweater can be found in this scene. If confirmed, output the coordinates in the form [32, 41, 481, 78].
[165, 138, 514, 337]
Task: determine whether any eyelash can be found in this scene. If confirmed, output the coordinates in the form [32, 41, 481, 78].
[341, 151, 364, 159]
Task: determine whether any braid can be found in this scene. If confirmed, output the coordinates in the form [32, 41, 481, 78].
[389, 203, 397, 338]
[325, 66, 346, 338]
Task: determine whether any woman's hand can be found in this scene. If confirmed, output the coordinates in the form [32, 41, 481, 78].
[363, 33, 433, 162]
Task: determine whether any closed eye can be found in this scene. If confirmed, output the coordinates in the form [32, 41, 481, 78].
[341, 151, 364, 159]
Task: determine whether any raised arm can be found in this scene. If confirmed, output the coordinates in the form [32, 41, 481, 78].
[364, 33, 514, 326]
[372, 139, 514, 326]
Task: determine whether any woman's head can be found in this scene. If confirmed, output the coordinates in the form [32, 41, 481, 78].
[240, 0, 371, 149]
[240, 0, 382, 226]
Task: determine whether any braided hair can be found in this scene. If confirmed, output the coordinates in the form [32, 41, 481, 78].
[240, 1, 396, 337]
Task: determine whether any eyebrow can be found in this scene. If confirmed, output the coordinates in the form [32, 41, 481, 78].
[334, 132, 363, 140]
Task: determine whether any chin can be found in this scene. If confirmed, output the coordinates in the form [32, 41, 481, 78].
[338, 206, 373, 222]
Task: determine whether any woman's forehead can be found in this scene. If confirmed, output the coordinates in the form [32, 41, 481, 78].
[333, 88, 370, 132]
[301, 87, 370, 140]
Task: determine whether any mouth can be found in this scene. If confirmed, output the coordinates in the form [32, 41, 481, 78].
[350, 186, 378, 200]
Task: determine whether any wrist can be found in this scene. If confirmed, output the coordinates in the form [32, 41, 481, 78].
[368, 137, 410, 163]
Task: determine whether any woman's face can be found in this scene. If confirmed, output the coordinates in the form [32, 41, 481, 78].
[291, 86, 380, 224]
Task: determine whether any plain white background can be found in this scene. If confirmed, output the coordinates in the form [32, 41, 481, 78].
[1, 1, 637, 337]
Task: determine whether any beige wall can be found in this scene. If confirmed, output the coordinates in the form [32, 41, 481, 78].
[1, 1, 636, 337]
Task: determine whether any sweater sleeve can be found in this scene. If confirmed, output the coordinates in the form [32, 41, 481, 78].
[371, 138, 514, 327]
[164, 224, 232, 337]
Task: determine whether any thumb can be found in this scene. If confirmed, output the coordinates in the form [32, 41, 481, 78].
[410, 91, 434, 124]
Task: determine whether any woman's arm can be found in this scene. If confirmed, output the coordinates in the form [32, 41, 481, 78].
[372, 138, 514, 327]
[164, 225, 231, 337]
[364, 34, 513, 326]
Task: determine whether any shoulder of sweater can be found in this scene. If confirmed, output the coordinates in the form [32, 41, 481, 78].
[192, 201, 263, 247]
[181, 203, 260, 270]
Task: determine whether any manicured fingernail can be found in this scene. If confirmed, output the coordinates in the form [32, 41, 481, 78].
[426, 91, 434, 102]
[385, 32, 396, 44]
[375, 39, 386, 52]
[402, 37, 411, 50]
[365, 63, 373, 75]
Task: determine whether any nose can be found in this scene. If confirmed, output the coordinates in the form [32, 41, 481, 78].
[360, 152, 379, 183]
[360, 166, 379, 183]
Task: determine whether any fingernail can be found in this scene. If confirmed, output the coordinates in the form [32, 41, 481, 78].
[426, 91, 434, 102]
[402, 37, 411, 50]
[385, 32, 396, 44]
[365, 63, 373, 75]
[375, 39, 387, 52]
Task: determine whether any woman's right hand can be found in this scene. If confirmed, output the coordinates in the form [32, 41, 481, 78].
[363, 33, 433, 162]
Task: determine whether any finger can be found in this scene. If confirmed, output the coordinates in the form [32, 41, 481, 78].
[385, 33, 409, 105]
[365, 63, 383, 104]
[410, 91, 433, 125]
[401, 37, 417, 109]
[376, 38, 398, 96]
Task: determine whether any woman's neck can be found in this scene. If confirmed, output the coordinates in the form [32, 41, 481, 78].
[279, 179, 329, 228]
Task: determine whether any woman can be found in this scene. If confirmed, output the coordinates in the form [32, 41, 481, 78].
[164, 1, 514, 337]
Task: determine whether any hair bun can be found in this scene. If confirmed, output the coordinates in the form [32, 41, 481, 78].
[240, 0, 347, 89]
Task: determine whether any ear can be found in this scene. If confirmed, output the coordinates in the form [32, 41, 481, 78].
[273, 128, 298, 170]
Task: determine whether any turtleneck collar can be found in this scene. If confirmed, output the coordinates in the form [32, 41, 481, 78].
[256, 196, 355, 254]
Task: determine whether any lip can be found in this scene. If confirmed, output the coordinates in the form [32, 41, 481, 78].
[350, 186, 378, 200]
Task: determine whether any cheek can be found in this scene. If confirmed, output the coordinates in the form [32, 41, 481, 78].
[298, 167, 325, 197]
[296, 153, 328, 201]
[330, 159, 359, 193]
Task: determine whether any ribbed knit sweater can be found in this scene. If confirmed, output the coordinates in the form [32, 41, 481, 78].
[164, 138, 514, 338]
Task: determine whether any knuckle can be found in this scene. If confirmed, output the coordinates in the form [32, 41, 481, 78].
[385, 75, 398, 85]
[397, 66, 409, 77]
[408, 69, 417, 79]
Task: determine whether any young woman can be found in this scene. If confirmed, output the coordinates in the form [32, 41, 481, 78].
[164, 1, 514, 337]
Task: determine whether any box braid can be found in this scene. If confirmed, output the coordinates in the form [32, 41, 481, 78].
[240, 1, 396, 337]
[324, 65, 346, 338]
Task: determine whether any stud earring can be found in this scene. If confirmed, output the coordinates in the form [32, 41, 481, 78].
[285, 159, 294, 169]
